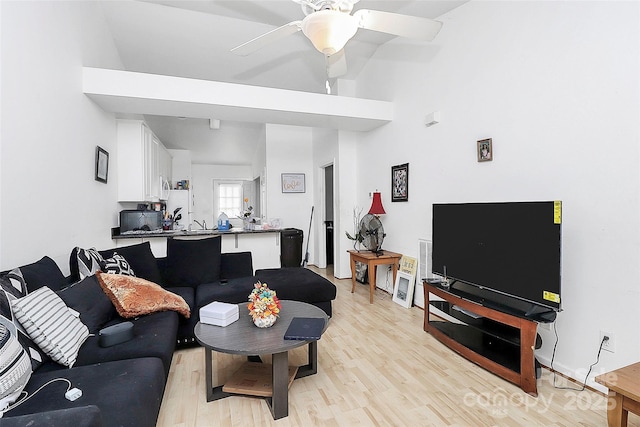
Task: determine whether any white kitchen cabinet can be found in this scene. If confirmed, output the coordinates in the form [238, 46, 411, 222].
[117, 120, 171, 202]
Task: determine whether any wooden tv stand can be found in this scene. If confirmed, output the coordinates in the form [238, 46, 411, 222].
[423, 282, 539, 396]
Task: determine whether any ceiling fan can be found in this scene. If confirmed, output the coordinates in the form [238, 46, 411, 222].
[231, 0, 443, 79]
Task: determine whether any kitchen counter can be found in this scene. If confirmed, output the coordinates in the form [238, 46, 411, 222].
[111, 227, 286, 270]
[112, 227, 281, 239]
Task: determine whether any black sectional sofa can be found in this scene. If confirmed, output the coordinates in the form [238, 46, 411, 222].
[0, 237, 336, 427]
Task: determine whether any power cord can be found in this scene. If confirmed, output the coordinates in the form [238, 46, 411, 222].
[550, 322, 606, 391]
[5, 378, 79, 413]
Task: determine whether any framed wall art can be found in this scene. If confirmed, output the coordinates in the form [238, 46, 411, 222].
[392, 271, 415, 309]
[477, 138, 493, 162]
[95, 146, 109, 184]
[391, 163, 409, 202]
[281, 173, 305, 193]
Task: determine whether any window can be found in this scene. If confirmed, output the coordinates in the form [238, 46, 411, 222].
[217, 182, 243, 218]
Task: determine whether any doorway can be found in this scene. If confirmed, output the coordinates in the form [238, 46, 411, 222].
[324, 165, 334, 265]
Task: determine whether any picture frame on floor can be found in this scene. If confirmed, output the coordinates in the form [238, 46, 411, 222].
[392, 271, 415, 308]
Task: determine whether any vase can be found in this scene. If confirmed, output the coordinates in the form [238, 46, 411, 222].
[253, 314, 277, 328]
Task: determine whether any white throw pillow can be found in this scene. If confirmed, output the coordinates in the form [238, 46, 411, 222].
[0, 323, 32, 416]
[11, 287, 89, 367]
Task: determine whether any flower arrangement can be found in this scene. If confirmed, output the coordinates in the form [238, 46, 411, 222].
[240, 197, 254, 220]
[239, 197, 256, 230]
[247, 281, 281, 322]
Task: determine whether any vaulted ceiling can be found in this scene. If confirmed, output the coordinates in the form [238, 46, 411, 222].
[100, 0, 467, 164]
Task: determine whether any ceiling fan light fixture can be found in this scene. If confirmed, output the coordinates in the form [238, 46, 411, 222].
[301, 10, 358, 55]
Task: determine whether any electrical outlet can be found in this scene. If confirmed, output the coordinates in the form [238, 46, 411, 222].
[600, 331, 616, 353]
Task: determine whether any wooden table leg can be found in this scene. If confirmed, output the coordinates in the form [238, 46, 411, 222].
[267, 351, 289, 420]
[391, 261, 398, 290]
[350, 255, 357, 293]
[368, 261, 376, 304]
[607, 390, 626, 427]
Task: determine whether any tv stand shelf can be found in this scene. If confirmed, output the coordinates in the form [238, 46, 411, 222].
[423, 283, 539, 396]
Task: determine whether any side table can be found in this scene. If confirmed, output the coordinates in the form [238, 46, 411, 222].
[348, 249, 402, 303]
[595, 362, 640, 427]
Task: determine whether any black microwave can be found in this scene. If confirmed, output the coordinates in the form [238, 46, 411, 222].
[119, 210, 162, 233]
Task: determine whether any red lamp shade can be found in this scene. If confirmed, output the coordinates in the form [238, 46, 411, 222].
[368, 192, 386, 215]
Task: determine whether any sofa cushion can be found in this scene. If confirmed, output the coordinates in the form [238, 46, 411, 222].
[75, 248, 105, 280]
[164, 237, 222, 287]
[11, 287, 89, 367]
[57, 276, 116, 334]
[255, 268, 337, 303]
[0, 406, 104, 427]
[0, 324, 32, 416]
[72, 310, 178, 376]
[0, 269, 50, 370]
[99, 242, 164, 285]
[96, 272, 190, 319]
[6, 357, 166, 427]
[220, 252, 254, 279]
[165, 286, 198, 346]
[17, 256, 68, 292]
[101, 253, 135, 276]
[195, 276, 258, 308]
[0, 269, 27, 301]
[0, 268, 27, 323]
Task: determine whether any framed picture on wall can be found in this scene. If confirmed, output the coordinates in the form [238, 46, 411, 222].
[95, 146, 109, 184]
[391, 163, 409, 202]
[281, 173, 305, 193]
[477, 138, 493, 162]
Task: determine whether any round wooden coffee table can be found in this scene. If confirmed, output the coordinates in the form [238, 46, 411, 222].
[194, 300, 329, 420]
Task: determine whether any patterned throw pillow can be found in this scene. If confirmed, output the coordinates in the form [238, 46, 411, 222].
[96, 272, 190, 319]
[102, 253, 135, 276]
[75, 247, 105, 280]
[0, 323, 32, 415]
[11, 287, 89, 368]
[0, 269, 49, 370]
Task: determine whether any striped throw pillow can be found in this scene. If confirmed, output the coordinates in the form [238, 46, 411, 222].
[0, 323, 32, 414]
[11, 287, 89, 367]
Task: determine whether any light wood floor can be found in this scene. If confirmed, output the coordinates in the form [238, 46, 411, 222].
[157, 267, 639, 426]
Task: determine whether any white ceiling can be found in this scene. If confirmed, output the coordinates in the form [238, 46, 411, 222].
[99, 0, 467, 164]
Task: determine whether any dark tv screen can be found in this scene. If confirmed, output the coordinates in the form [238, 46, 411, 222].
[432, 201, 562, 311]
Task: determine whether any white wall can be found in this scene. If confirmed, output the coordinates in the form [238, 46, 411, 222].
[167, 148, 192, 185]
[265, 124, 314, 262]
[355, 0, 640, 390]
[0, 1, 123, 273]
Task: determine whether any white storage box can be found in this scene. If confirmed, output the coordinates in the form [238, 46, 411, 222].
[200, 301, 239, 327]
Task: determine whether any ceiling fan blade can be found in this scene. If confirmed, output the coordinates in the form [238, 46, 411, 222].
[291, 0, 320, 13]
[326, 49, 347, 78]
[231, 21, 302, 56]
[353, 9, 443, 41]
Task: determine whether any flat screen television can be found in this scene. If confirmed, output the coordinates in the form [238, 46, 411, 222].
[431, 201, 562, 314]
